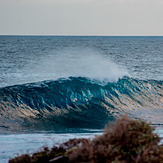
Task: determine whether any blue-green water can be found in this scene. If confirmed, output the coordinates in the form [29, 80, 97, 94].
[0, 36, 163, 162]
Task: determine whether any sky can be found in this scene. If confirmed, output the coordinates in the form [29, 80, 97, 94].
[0, 0, 163, 36]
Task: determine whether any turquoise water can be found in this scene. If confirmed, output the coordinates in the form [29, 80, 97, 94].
[0, 36, 163, 162]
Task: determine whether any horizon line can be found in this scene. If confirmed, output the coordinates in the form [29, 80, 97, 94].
[0, 34, 163, 37]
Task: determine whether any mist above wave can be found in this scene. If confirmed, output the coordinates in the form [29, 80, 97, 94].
[0, 47, 128, 88]
[36, 47, 128, 83]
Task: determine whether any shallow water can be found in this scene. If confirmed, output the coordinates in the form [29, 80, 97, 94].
[0, 127, 162, 163]
[0, 131, 102, 163]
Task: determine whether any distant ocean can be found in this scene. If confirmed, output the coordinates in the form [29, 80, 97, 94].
[0, 36, 163, 162]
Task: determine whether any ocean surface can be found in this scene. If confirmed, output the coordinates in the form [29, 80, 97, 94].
[0, 36, 163, 162]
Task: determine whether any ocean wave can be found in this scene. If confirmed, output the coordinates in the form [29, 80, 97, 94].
[0, 77, 162, 131]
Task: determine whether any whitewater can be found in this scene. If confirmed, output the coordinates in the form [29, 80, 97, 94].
[0, 36, 163, 162]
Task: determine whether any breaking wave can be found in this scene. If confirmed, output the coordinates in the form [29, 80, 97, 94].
[0, 77, 162, 132]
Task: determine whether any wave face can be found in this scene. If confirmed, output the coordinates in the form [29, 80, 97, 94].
[0, 77, 163, 131]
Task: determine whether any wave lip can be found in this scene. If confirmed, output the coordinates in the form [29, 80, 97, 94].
[0, 77, 162, 132]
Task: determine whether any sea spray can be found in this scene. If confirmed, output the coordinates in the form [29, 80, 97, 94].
[12, 47, 128, 86]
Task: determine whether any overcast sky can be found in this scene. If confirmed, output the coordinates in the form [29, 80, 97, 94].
[0, 0, 163, 36]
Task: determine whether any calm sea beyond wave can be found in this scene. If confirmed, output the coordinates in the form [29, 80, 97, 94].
[0, 36, 163, 162]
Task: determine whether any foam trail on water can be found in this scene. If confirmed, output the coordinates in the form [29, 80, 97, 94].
[38, 47, 128, 83]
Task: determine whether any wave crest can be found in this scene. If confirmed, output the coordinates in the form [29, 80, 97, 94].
[0, 77, 162, 131]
